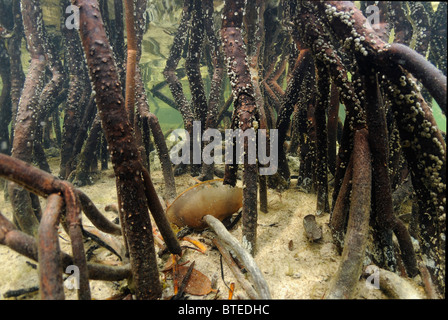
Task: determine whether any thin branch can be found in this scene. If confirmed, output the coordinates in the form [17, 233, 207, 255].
[203, 215, 271, 299]
[213, 238, 259, 299]
[124, 0, 137, 124]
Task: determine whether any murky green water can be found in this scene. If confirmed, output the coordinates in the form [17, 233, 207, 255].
[0, 0, 446, 137]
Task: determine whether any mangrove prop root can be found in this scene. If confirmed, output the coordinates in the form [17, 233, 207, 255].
[4, 0, 25, 148]
[381, 70, 445, 287]
[124, 0, 137, 124]
[9, 0, 47, 236]
[275, 49, 313, 182]
[326, 129, 371, 299]
[73, 0, 165, 299]
[200, 0, 226, 181]
[327, 81, 340, 176]
[64, 95, 97, 179]
[1, 153, 110, 299]
[135, 84, 177, 202]
[60, 0, 90, 179]
[362, 71, 418, 277]
[38, 194, 65, 300]
[314, 60, 330, 215]
[293, 3, 361, 207]
[64, 184, 91, 300]
[133, 54, 177, 201]
[315, 0, 445, 293]
[221, 0, 259, 255]
[1, 189, 91, 300]
[329, 156, 354, 253]
[0, 153, 121, 235]
[259, 175, 268, 213]
[203, 215, 271, 299]
[245, 0, 269, 133]
[186, 0, 208, 129]
[382, 43, 446, 114]
[1, 212, 132, 282]
[141, 168, 182, 255]
[163, 0, 194, 134]
[146, 112, 177, 202]
[69, 115, 102, 187]
[0, 212, 38, 264]
[11, 0, 65, 235]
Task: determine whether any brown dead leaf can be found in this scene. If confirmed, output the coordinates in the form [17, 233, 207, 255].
[174, 265, 212, 296]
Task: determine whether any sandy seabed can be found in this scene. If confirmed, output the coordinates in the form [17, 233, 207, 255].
[1, 157, 425, 300]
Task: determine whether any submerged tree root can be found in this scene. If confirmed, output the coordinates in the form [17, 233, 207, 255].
[325, 129, 371, 299]
[363, 266, 424, 299]
[0, 149, 177, 300]
[0, 153, 132, 299]
[38, 194, 65, 299]
[73, 0, 182, 299]
[0, 211, 132, 280]
[203, 215, 271, 299]
[221, 0, 259, 255]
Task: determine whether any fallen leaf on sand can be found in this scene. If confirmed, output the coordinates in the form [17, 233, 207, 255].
[174, 265, 212, 296]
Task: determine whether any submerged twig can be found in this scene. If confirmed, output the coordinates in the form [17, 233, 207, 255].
[213, 238, 259, 300]
[3, 286, 40, 299]
[124, 0, 137, 124]
[203, 215, 271, 299]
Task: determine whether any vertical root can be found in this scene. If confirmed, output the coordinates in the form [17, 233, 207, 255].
[326, 128, 371, 299]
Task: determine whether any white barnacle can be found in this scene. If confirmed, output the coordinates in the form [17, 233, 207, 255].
[405, 94, 415, 104]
